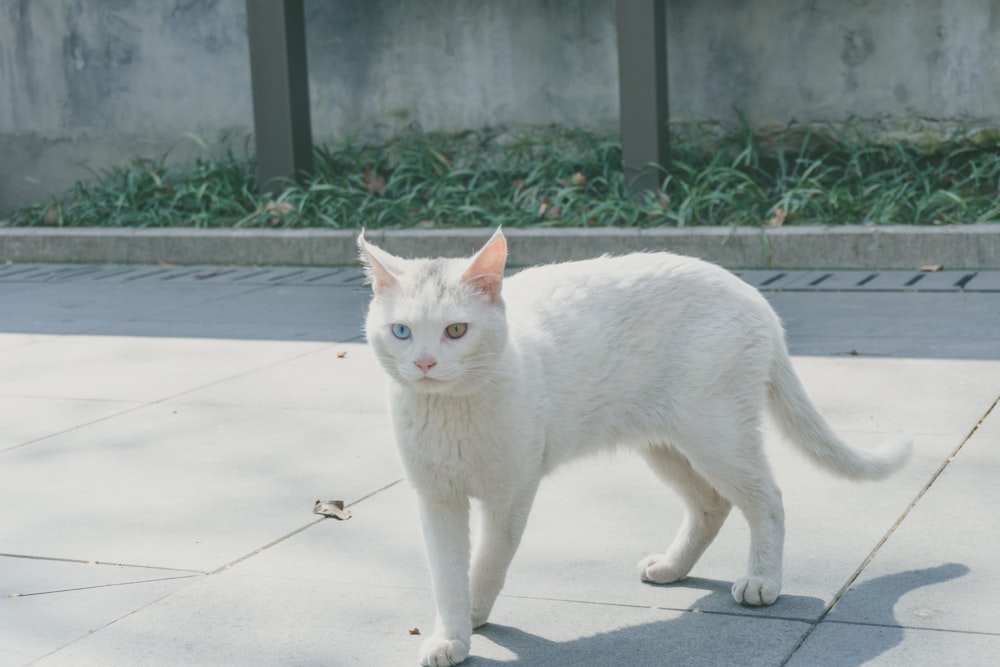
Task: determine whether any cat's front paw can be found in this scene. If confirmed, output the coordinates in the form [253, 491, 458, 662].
[732, 576, 780, 606]
[638, 554, 689, 584]
[418, 635, 470, 667]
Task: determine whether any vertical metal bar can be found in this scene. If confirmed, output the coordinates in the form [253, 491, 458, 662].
[246, 0, 314, 196]
[616, 0, 669, 193]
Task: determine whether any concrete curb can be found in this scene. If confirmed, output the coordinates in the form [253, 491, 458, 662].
[1, 224, 999, 269]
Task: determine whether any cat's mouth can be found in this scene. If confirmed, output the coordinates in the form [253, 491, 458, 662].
[409, 374, 454, 392]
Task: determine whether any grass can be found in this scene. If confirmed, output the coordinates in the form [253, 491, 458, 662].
[7, 122, 1000, 229]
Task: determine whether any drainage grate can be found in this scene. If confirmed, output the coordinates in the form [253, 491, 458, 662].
[733, 269, 998, 292]
[0, 264, 998, 292]
[0, 264, 364, 287]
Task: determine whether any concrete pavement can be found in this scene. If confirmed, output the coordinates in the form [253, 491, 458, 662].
[1, 263, 999, 665]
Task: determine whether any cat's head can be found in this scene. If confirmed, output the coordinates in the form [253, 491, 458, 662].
[358, 229, 509, 395]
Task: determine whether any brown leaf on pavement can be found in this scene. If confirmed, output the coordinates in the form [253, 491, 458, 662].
[313, 499, 352, 520]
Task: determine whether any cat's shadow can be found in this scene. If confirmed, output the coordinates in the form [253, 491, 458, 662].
[470, 563, 968, 666]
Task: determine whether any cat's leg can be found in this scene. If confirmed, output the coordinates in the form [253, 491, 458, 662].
[681, 430, 786, 607]
[637, 445, 733, 584]
[469, 484, 539, 628]
[415, 492, 473, 667]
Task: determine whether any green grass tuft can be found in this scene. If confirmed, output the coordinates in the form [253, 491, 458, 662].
[8, 123, 1000, 229]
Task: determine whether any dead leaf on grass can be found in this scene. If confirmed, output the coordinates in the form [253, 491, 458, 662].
[559, 172, 587, 188]
[362, 167, 386, 196]
[41, 206, 61, 226]
[765, 207, 787, 227]
[265, 201, 293, 226]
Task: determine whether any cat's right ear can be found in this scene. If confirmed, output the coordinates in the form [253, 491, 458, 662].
[357, 230, 400, 294]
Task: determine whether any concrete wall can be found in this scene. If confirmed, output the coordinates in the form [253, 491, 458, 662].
[1, 0, 998, 214]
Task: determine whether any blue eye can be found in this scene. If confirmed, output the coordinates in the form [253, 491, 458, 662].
[390, 323, 412, 340]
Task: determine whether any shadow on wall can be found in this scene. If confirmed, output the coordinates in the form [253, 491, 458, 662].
[471, 564, 969, 666]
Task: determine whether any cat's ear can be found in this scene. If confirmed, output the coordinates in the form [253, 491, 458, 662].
[461, 228, 507, 303]
[357, 230, 401, 294]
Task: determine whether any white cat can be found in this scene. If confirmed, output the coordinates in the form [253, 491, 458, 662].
[358, 228, 911, 667]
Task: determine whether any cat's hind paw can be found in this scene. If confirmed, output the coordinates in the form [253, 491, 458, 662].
[732, 576, 780, 606]
[418, 636, 470, 667]
[638, 554, 689, 584]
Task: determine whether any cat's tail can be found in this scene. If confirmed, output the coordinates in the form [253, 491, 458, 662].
[767, 349, 913, 481]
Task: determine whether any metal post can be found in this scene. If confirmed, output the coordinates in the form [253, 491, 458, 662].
[246, 0, 314, 196]
[616, 0, 669, 194]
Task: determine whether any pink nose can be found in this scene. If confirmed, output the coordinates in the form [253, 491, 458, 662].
[415, 357, 437, 373]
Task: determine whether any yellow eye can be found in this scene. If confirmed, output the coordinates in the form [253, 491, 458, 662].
[445, 323, 468, 339]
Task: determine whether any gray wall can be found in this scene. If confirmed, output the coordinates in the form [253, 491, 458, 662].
[2, 0, 998, 214]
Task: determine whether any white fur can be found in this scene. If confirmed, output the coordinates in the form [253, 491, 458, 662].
[358, 229, 912, 666]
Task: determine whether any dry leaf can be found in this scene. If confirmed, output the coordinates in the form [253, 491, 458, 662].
[41, 205, 61, 226]
[559, 172, 588, 188]
[538, 197, 550, 217]
[656, 189, 670, 208]
[313, 499, 352, 520]
[765, 207, 787, 227]
[265, 201, 293, 227]
[919, 264, 943, 272]
[408, 627, 421, 635]
[362, 167, 386, 195]
[545, 205, 561, 220]
[512, 179, 527, 196]
[266, 201, 293, 215]
[416, 219, 437, 229]
[336, 350, 348, 359]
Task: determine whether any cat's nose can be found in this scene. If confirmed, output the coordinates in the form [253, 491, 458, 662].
[414, 357, 437, 373]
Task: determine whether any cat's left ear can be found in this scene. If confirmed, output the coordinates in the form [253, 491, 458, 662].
[461, 228, 507, 303]
[357, 230, 402, 294]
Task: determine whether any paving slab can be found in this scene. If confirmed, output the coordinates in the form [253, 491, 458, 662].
[0, 334, 329, 402]
[170, 343, 388, 414]
[0, 395, 142, 453]
[786, 622, 1000, 667]
[0, 400, 398, 572]
[816, 416, 1000, 635]
[0, 557, 199, 666]
[26, 571, 813, 667]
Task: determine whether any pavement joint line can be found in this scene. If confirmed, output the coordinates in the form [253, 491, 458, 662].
[0, 341, 334, 454]
[0, 402, 161, 455]
[501, 591, 813, 625]
[822, 618, 1000, 638]
[7, 574, 202, 599]
[780, 393, 1000, 664]
[211, 479, 405, 575]
[0, 552, 206, 575]
[30, 580, 199, 665]
[211, 517, 327, 575]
